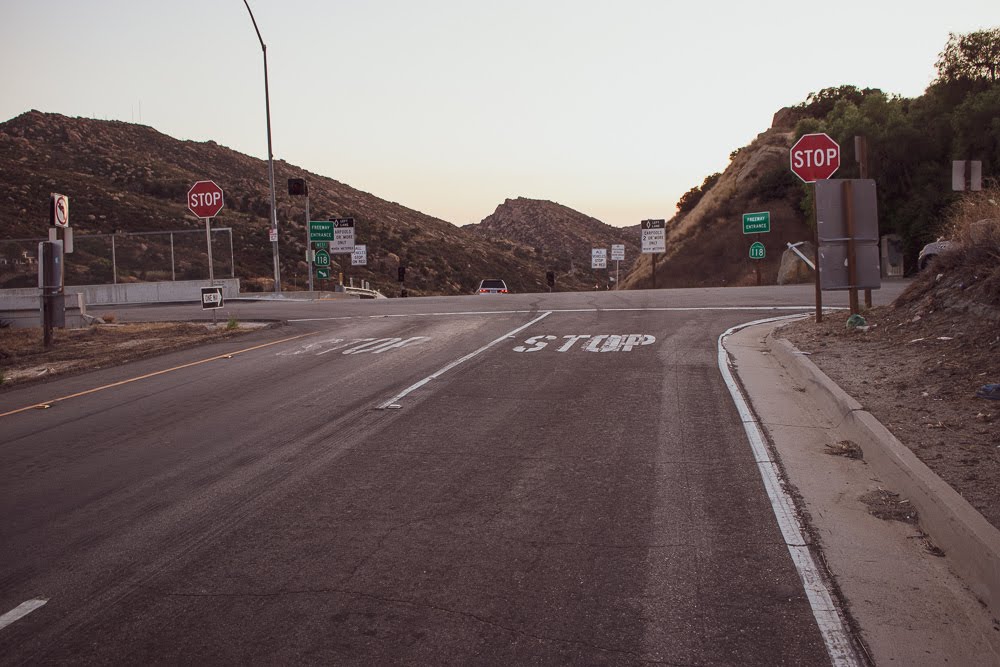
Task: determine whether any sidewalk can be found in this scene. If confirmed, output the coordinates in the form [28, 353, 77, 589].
[725, 320, 1000, 666]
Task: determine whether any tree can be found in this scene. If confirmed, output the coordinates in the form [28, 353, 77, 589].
[935, 28, 1000, 83]
[675, 172, 721, 214]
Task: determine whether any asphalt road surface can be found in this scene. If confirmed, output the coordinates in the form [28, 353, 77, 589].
[0, 284, 909, 664]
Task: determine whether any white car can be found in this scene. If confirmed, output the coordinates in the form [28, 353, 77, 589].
[476, 279, 509, 294]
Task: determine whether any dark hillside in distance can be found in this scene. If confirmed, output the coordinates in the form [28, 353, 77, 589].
[464, 198, 640, 291]
[0, 111, 591, 295]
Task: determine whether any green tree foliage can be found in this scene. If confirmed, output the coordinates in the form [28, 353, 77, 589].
[676, 172, 721, 213]
[935, 29, 1000, 84]
[788, 29, 1000, 266]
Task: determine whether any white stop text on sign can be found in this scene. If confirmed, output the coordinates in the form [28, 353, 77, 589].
[791, 147, 838, 169]
[190, 191, 223, 208]
[513, 334, 656, 353]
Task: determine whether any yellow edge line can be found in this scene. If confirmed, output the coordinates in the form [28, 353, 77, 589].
[0, 331, 317, 419]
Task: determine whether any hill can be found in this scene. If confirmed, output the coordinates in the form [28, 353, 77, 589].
[621, 112, 810, 289]
[464, 197, 640, 291]
[0, 111, 563, 296]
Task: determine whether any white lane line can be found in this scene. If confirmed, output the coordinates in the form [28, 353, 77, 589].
[0, 598, 48, 631]
[288, 306, 839, 323]
[718, 316, 861, 667]
[376, 311, 552, 409]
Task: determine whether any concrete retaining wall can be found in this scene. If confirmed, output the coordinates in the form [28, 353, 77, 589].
[0, 279, 240, 327]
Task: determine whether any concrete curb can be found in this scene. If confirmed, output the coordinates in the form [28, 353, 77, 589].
[767, 331, 1000, 614]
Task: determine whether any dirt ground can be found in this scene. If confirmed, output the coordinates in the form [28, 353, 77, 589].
[0, 322, 256, 388]
[780, 293, 1000, 530]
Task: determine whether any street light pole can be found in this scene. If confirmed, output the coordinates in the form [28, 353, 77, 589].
[242, 0, 281, 293]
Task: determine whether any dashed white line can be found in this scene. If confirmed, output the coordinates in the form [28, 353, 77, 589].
[0, 599, 47, 631]
[376, 311, 552, 409]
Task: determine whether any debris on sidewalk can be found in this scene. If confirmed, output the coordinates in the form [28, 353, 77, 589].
[824, 440, 864, 460]
[861, 489, 919, 524]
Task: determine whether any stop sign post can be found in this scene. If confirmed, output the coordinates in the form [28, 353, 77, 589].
[790, 133, 840, 183]
[188, 181, 225, 313]
[789, 134, 841, 323]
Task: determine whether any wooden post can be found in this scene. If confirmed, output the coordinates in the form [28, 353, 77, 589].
[814, 191, 823, 323]
[844, 180, 860, 315]
[856, 136, 873, 309]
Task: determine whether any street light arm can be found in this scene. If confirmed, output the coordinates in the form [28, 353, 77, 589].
[242, 0, 282, 293]
[242, 0, 266, 50]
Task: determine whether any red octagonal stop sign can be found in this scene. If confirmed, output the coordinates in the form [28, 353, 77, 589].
[789, 133, 840, 183]
[187, 180, 225, 218]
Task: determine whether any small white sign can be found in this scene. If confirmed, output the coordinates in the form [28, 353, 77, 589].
[268, 228, 278, 243]
[330, 218, 356, 253]
[591, 248, 607, 269]
[611, 244, 625, 261]
[641, 219, 666, 254]
[351, 244, 367, 266]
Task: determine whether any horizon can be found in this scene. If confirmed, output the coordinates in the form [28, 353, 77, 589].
[1, 2, 998, 228]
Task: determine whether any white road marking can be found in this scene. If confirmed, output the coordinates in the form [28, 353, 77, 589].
[718, 316, 861, 667]
[277, 337, 431, 357]
[0, 599, 47, 631]
[513, 334, 656, 353]
[376, 311, 552, 409]
[287, 306, 833, 323]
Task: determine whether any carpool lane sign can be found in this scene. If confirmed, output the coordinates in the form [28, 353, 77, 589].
[742, 211, 770, 234]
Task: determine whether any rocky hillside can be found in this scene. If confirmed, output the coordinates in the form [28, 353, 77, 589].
[464, 198, 640, 291]
[0, 111, 563, 295]
[621, 109, 813, 289]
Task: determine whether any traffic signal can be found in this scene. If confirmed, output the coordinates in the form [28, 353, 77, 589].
[546, 271, 555, 287]
[287, 178, 307, 196]
[397, 266, 406, 282]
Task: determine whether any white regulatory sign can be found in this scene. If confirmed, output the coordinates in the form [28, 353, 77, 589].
[351, 244, 367, 266]
[611, 244, 625, 261]
[641, 219, 666, 253]
[330, 218, 356, 253]
[201, 286, 224, 310]
[592, 248, 607, 269]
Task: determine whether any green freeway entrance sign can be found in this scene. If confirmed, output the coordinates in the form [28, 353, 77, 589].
[749, 241, 766, 259]
[316, 267, 330, 280]
[309, 220, 335, 242]
[314, 249, 331, 267]
[742, 211, 770, 234]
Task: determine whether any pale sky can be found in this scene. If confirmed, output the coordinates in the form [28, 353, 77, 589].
[1, 1, 997, 227]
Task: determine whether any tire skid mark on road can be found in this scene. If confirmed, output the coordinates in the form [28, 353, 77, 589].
[719, 316, 862, 667]
[0, 332, 318, 420]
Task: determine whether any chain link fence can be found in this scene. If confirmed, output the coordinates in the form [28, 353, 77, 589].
[0, 228, 234, 289]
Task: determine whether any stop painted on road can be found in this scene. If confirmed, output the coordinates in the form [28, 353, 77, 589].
[513, 334, 656, 353]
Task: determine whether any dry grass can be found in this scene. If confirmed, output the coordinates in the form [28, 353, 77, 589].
[943, 186, 1000, 269]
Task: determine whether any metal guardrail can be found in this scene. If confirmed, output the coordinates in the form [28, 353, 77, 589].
[343, 286, 385, 299]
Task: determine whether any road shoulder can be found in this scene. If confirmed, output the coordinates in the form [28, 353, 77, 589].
[726, 320, 1000, 666]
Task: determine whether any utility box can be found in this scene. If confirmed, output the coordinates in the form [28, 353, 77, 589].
[880, 234, 904, 277]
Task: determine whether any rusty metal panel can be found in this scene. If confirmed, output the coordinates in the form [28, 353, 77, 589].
[816, 179, 881, 290]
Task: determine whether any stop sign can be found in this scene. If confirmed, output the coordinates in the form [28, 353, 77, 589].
[187, 180, 225, 218]
[789, 133, 840, 183]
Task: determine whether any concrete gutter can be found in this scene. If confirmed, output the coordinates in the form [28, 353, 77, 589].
[769, 333, 1000, 614]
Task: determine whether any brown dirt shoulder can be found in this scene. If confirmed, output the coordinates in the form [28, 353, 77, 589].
[780, 302, 1000, 530]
